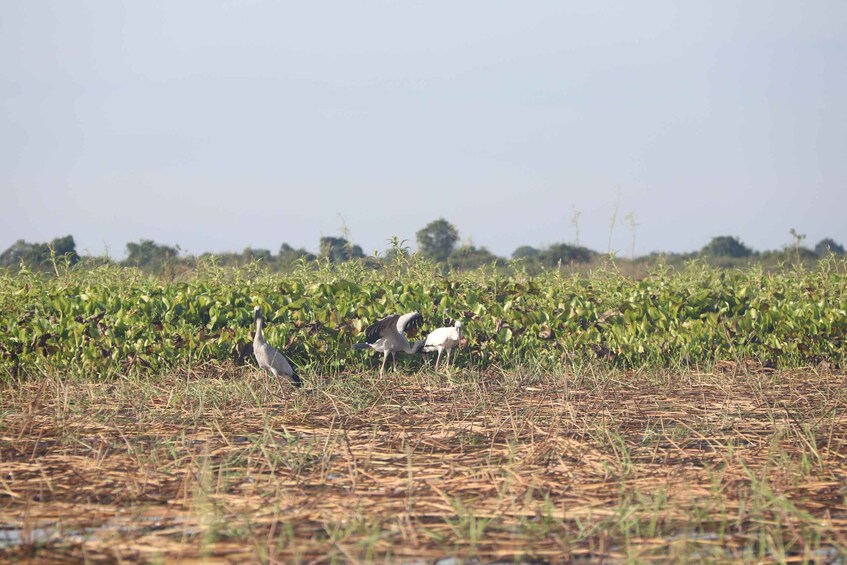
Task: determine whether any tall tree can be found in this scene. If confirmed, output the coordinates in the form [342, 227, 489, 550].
[511, 246, 541, 260]
[124, 240, 179, 269]
[0, 235, 78, 268]
[814, 238, 845, 256]
[416, 218, 459, 262]
[50, 235, 80, 264]
[448, 244, 499, 270]
[242, 247, 272, 263]
[279, 243, 316, 267]
[319, 236, 364, 263]
[541, 243, 596, 266]
[700, 236, 753, 258]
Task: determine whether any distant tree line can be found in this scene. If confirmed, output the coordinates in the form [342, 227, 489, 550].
[0, 236, 80, 271]
[1, 219, 844, 274]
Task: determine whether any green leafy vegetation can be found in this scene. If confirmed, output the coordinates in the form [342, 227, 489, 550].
[2, 256, 846, 381]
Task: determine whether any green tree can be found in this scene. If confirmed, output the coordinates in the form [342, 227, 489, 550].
[242, 247, 272, 263]
[511, 246, 541, 260]
[198, 251, 240, 267]
[541, 243, 596, 266]
[0, 235, 79, 269]
[124, 240, 180, 269]
[416, 218, 459, 262]
[50, 235, 80, 264]
[448, 245, 499, 270]
[0, 240, 45, 268]
[814, 238, 845, 256]
[279, 243, 316, 267]
[700, 236, 753, 258]
[319, 236, 364, 263]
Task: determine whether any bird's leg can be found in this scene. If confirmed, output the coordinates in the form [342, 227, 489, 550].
[444, 349, 451, 369]
[271, 369, 288, 396]
[260, 369, 272, 397]
[392, 351, 398, 372]
[434, 349, 442, 371]
[380, 352, 388, 378]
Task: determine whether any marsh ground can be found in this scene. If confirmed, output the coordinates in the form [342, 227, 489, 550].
[2, 365, 846, 563]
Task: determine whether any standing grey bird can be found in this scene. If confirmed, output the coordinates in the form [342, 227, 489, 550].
[353, 312, 425, 377]
[423, 320, 463, 370]
[253, 306, 301, 387]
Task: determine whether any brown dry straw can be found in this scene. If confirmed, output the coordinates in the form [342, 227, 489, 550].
[1, 366, 846, 562]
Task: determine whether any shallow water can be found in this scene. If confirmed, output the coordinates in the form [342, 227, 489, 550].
[0, 526, 57, 548]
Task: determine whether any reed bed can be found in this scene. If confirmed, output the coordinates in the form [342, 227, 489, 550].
[2, 364, 847, 563]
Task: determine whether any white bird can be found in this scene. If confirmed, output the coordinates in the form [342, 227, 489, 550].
[353, 312, 425, 377]
[253, 306, 301, 387]
[424, 320, 463, 370]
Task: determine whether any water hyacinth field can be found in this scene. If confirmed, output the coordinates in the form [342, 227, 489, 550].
[2, 258, 847, 562]
[3, 257, 847, 377]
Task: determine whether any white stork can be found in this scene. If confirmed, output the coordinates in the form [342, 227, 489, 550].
[423, 320, 463, 370]
[353, 312, 425, 377]
[253, 306, 301, 387]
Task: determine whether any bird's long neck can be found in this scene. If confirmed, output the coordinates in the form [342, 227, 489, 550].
[254, 317, 264, 343]
[407, 340, 424, 354]
[397, 335, 414, 353]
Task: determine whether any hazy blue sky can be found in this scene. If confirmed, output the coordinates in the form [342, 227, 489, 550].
[3, 1, 846, 259]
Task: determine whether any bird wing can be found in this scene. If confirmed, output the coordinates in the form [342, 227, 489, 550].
[269, 347, 295, 376]
[261, 342, 301, 386]
[424, 326, 451, 348]
[273, 351, 301, 386]
[396, 312, 423, 333]
[364, 314, 400, 343]
[363, 312, 423, 343]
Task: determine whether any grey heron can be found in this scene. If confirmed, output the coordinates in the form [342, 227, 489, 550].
[423, 320, 463, 370]
[253, 306, 301, 387]
[353, 312, 425, 377]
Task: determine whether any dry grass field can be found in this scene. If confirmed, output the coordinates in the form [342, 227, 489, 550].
[2, 364, 847, 563]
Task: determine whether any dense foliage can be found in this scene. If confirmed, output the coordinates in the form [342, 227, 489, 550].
[2, 257, 846, 380]
[0, 235, 80, 269]
[2, 225, 845, 275]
